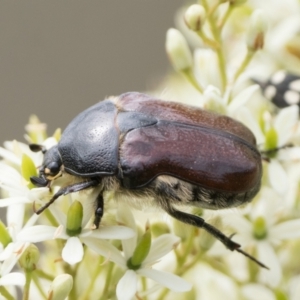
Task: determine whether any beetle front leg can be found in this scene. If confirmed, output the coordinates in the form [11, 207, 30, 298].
[165, 206, 268, 269]
[34, 179, 100, 214]
[93, 193, 104, 229]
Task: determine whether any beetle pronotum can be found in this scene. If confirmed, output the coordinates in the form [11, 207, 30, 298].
[30, 92, 266, 268]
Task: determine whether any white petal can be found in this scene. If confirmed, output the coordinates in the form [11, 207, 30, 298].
[0, 197, 30, 207]
[7, 204, 25, 233]
[0, 272, 25, 286]
[0, 243, 15, 261]
[268, 160, 288, 195]
[17, 225, 58, 243]
[235, 107, 265, 144]
[271, 220, 300, 240]
[274, 105, 299, 145]
[228, 84, 259, 114]
[143, 234, 180, 265]
[62, 237, 83, 265]
[87, 226, 135, 240]
[257, 242, 281, 287]
[0, 147, 21, 165]
[241, 284, 275, 300]
[82, 237, 125, 267]
[0, 242, 29, 275]
[137, 268, 192, 292]
[117, 204, 137, 259]
[289, 275, 300, 300]
[116, 270, 138, 300]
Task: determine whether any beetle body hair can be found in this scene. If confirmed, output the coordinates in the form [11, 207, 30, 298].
[100, 174, 260, 212]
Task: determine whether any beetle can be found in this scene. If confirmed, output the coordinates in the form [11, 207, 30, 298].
[30, 92, 265, 268]
[254, 70, 300, 108]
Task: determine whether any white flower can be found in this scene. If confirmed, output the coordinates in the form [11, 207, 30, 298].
[226, 187, 300, 287]
[16, 198, 135, 265]
[0, 270, 25, 287]
[86, 204, 192, 300]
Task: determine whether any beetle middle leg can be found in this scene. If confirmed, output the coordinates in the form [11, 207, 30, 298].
[93, 193, 104, 229]
[164, 205, 268, 269]
[34, 179, 100, 214]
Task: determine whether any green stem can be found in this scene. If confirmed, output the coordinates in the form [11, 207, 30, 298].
[44, 209, 59, 227]
[99, 262, 115, 300]
[233, 50, 255, 83]
[22, 270, 32, 300]
[63, 264, 78, 300]
[182, 69, 204, 93]
[197, 31, 219, 49]
[141, 277, 148, 300]
[32, 272, 47, 299]
[35, 269, 55, 281]
[218, 5, 234, 29]
[79, 256, 103, 300]
[202, 0, 227, 93]
[0, 286, 14, 300]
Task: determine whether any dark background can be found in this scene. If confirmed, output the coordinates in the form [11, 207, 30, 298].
[0, 0, 186, 142]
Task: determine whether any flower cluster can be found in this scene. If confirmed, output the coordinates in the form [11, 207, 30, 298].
[1, 0, 300, 299]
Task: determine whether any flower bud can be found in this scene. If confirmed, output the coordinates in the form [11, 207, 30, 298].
[66, 201, 83, 236]
[48, 274, 73, 300]
[25, 115, 47, 144]
[53, 128, 62, 142]
[264, 127, 278, 154]
[127, 229, 151, 270]
[166, 28, 193, 72]
[19, 244, 40, 272]
[151, 222, 170, 238]
[184, 4, 206, 32]
[253, 216, 267, 240]
[21, 153, 38, 189]
[246, 10, 267, 51]
[0, 220, 12, 247]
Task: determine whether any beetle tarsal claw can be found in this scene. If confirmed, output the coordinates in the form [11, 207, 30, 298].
[236, 247, 269, 270]
[33, 201, 37, 213]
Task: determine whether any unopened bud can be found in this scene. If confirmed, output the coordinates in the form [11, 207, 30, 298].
[151, 222, 170, 237]
[66, 201, 83, 236]
[48, 274, 73, 300]
[247, 10, 267, 51]
[264, 127, 278, 154]
[127, 228, 151, 270]
[253, 216, 267, 240]
[21, 153, 38, 189]
[184, 4, 206, 32]
[19, 244, 40, 272]
[166, 28, 193, 72]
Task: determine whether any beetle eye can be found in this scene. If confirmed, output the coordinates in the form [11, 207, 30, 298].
[47, 162, 60, 175]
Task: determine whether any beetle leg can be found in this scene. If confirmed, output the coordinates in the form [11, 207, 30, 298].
[93, 193, 104, 229]
[34, 179, 100, 214]
[165, 206, 268, 269]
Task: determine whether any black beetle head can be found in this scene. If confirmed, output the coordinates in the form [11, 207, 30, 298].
[30, 145, 63, 187]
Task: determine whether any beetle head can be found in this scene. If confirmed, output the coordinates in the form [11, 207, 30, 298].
[29, 145, 63, 187]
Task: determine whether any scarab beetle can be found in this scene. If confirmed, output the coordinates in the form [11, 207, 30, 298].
[30, 92, 265, 268]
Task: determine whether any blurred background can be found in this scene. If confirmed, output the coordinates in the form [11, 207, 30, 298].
[0, 0, 186, 142]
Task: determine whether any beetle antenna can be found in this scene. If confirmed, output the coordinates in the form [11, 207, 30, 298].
[165, 206, 269, 269]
